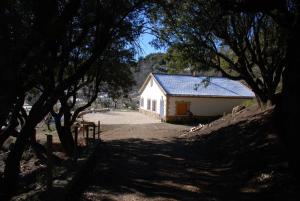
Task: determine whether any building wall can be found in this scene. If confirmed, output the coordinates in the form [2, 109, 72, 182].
[139, 76, 167, 118]
[168, 96, 252, 117]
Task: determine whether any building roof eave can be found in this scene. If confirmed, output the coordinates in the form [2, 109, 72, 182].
[167, 94, 255, 99]
[139, 73, 168, 96]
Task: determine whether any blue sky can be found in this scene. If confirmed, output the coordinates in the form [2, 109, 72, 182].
[136, 33, 166, 58]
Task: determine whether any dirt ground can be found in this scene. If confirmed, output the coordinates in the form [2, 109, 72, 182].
[83, 110, 191, 141]
[83, 110, 162, 125]
[35, 110, 182, 144]
[77, 109, 298, 201]
[79, 111, 197, 201]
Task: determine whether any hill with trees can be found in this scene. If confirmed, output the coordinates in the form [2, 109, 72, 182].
[133, 51, 220, 90]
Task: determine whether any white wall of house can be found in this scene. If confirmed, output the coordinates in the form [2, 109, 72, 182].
[168, 96, 251, 117]
[139, 77, 167, 117]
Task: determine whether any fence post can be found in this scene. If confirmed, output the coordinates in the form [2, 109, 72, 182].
[85, 125, 89, 147]
[74, 126, 78, 161]
[46, 134, 53, 191]
[98, 121, 100, 139]
[93, 124, 96, 141]
[82, 124, 85, 138]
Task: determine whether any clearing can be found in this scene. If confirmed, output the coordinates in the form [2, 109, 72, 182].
[83, 110, 191, 141]
[75, 109, 298, 201]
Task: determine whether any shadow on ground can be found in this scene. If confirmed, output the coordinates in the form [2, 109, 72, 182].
[77, 116, 297, 201]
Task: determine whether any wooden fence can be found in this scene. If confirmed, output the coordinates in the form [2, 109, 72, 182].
[45, 120, 101, 191]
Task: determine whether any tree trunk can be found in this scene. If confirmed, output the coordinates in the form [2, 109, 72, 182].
[3, 124, 35, 197]
[114, 100, 117, 109]
[54, 116, 75, 157]
[3, 91, 56, 198]
[276, 15, 300, 180]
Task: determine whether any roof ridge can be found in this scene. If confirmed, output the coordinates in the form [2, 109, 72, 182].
[152, 72, 226, 79]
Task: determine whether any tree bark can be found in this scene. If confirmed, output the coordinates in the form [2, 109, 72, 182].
[3, 92, 53, 197]
[54, 115, 75, 157]
[3, 124, 35, 197]
[276, 17, 300, 179]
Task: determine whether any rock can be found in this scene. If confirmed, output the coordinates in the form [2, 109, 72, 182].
[189, 124, 203, 132]
[202, 124, 208, 129]
[232, 105, 246, 116]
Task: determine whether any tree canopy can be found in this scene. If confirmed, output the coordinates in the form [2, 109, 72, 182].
[149, 0, 286, 105]
[149, 0, 300, 180]
[0, 0, 146, 197]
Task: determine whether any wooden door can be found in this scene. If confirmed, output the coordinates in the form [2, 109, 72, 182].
[176, 102, 188, 115]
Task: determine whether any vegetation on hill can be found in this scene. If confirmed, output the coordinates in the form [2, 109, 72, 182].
[133, 50, 220, 91]
[182, 105, 299, 200]
[134, 53, 168, 88]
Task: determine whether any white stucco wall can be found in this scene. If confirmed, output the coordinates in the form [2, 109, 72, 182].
[168, 96, 251, 117]
[140, 76, 167, 117]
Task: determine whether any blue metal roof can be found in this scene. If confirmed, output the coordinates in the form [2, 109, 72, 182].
[153, 73, 255, 98]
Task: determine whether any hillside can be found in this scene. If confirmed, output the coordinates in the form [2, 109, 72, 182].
[133, 53, 168, 89]
[133, 53, 222, 91]
[74, 105, 300, 201]
[180, 105, 299, 200]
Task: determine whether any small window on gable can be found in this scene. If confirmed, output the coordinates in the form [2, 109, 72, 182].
[152, 100, 157, 112]
[150, 78, 153, 87]
[147, 99, 151, 110]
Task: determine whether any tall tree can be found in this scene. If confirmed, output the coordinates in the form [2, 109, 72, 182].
[0, 0, 146, 197]
[216, 0, 300, 180]
[51, 45, 136, 156]
[149, 0, 286, 106]
[150, 0, 300, 180]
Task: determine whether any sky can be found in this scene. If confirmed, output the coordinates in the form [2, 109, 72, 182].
[136, 33, 166, 59]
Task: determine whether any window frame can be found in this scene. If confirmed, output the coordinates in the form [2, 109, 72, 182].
[147, 99, 151, 110]
[140, 97, 144, 107]
[152, 100, 157, 112]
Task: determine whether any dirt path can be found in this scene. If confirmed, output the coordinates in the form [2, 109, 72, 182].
[80, 139, 208, 201]
[79, 111, 218, 201]
[79, 124, 218, 201]
[83, 110, 192, 141]
[77, 110, 292, 201]
[83, 111, 162, 125]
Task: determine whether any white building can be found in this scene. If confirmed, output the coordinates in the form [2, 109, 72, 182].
[139, 73, 255, 122]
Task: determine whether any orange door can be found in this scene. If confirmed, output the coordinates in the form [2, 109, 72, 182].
[176, 102, 188, 115]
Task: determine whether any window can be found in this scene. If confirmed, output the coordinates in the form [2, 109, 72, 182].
[150, 78, 153, 87]
[140, 98, 144, 107]
[152, 100, 157, 112]
[176, 102, 188, 115]
[147, 99, 151, 110]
